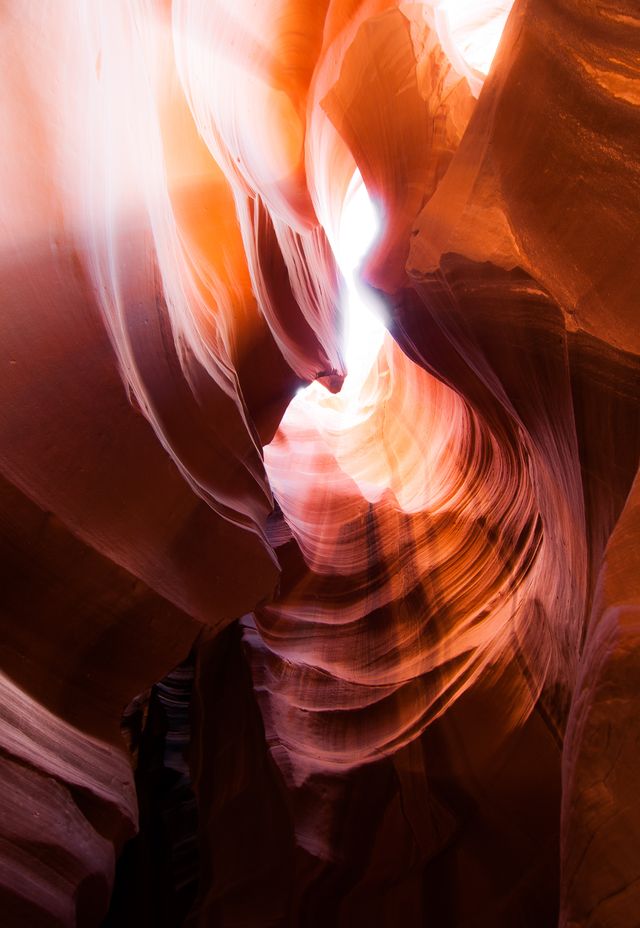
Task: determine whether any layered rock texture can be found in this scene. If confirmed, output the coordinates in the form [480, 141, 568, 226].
[1, 1, 639, 925]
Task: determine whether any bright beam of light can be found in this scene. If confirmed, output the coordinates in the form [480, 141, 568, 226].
[430, 0, 513, 96]
[294, 169, 385, 403]
[336, 171, 385, 391]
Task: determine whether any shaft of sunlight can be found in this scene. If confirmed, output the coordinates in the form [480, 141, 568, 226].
[336, 171, 385, 392]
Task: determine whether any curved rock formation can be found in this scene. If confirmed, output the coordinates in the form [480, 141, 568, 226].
[1, 0, 639, 925]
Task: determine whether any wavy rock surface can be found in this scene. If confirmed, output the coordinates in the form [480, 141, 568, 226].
[1, 0, 639, 926]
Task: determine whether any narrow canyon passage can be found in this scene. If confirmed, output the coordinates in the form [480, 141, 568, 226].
[1, 2, 639, 926]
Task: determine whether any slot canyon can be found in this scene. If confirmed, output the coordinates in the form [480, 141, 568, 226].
[1, 1, 639, 925]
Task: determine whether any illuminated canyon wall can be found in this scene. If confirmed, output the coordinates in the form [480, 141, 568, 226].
[1, 1, 639, 925]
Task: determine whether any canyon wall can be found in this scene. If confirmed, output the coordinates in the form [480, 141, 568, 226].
[0, 1, 638, 925]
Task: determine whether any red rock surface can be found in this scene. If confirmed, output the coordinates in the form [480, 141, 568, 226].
[1, 1, 639, 925]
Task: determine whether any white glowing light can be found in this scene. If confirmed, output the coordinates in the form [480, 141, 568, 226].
[335, 171, 386, 389]
[430, 0, 513, 96]
[286, 169, 385, 416]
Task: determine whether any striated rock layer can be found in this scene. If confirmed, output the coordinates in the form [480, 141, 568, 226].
[0, 0, 639, 926]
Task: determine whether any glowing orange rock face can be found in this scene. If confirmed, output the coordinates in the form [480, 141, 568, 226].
[1, 1, 640, 925]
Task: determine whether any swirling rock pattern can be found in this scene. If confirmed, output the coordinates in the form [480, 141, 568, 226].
[1, 0, 639, 925]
